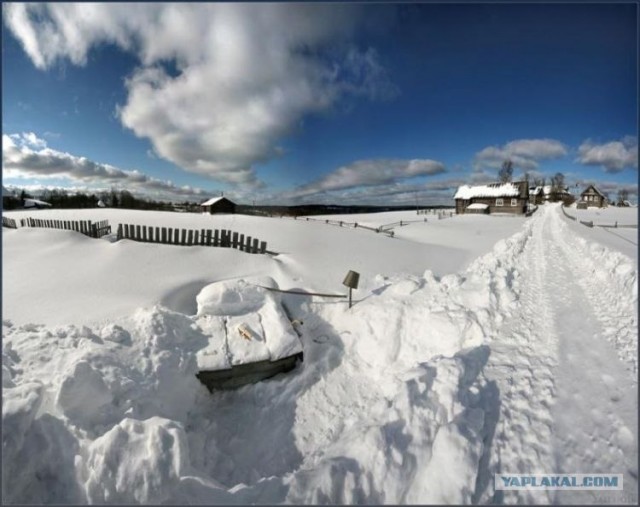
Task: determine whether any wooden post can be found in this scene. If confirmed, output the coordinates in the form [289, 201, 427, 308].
[92, 224, 97, 238]
[187, 229, 193, 246]
[161, 227, 167, 244]
[201, 229, 206, 246]
[232, 232, 239, 249]
[136, 225, 141, 240]
[117, 224, 122, 240]
[252, 238, 259, 254]
[260, 241, 266, 254]
[207, 229, 212, 246]
[214, 229, 219, 246]
[181, 228, 187, 245]
[245, 236, 252, 252]
[142, 226, 147, 242]
[239, 234, 245, 251]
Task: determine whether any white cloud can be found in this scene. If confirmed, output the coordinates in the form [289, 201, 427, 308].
[474, 138, 568, 171]
[4, 3, 396, 187]
[2, 133, 213, 201]
[575, 137, 638, 173]
[285, 158, 446, 200]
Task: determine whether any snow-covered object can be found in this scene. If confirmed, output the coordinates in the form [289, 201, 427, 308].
[466, 203, 489, 210]
[454, 182, 521, 199]
[195, 277, 302, 369]
[97, 200, 106, 208]
[23, 198, 51, 208]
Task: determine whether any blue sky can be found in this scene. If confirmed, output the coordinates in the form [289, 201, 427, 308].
[2, 3, 637, 205]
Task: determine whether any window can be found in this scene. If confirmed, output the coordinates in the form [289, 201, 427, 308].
[496, 198, 504, 206]
[511, 198, 517, 207]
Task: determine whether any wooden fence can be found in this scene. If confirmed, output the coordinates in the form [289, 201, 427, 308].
[2, 216, 17, 229]
[19, 217, 111, 238]
[116, 223, 268, 254]
[562, 205, 637, 228]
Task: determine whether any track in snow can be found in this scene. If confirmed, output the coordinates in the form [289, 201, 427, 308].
[475, 205, 637, 504]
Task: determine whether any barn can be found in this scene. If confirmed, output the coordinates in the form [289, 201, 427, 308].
[454, 181, 529, 215]
[580, 185, 607, 208]
[200, 196, 236, 214]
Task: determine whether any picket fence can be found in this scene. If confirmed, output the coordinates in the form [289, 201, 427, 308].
[2, 216, 17, 229]
[116, 223, 268, 254]
[19, 217, 111, 238]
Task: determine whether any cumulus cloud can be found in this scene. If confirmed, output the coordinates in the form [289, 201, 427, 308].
[2, 133, 213, 201]
[575, 137, 638, 173]
[474, 138, 568, 171]
[4, 3, 397, 186]
[285, 158, 446, 200]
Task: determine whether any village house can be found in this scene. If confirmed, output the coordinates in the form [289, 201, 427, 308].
[454, 181, 529, 215]
[200, 196, 236, 214]
[579, 185, 607, 208]
[529, 186, 544, 205]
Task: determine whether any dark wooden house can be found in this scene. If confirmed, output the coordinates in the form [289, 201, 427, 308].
[529, 186, 544, 205]
[454, 181, 529, 215]
[580, 185, 607, 208]
[201, 196, 236, 214]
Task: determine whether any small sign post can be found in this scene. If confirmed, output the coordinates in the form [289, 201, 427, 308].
[342, 270, 360, 309]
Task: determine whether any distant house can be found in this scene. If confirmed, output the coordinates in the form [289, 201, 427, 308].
[201, 196, 236, 214]
[543, 185, 571, 202]
[454, 181, 529, 215]
[23, 198, 52, 209]
[529, 186, 544, 205]
[580, 185, 607, 208]
[97, 200, 106, 208]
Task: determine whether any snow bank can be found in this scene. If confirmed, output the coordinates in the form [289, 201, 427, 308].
[2, 213, 539, 504]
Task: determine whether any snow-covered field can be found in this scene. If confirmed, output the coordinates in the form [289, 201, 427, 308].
[2, 204, 637, 504]
[563, 203, 638, 226]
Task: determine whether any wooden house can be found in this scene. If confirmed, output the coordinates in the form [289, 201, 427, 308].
[580, 185, 607, 208]
[201, 196, 236, 214]
[529, 186, 544, 205]
[454, 181, 529, 215]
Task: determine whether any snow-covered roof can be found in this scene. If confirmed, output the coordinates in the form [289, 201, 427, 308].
[529, 186, 543, 196]
[466, 203, 489, 210]
[201, 196, 226, 206]
[23, 198, 51, 208]
[454, 182, 521, 200]
[581, 185, 605, 198]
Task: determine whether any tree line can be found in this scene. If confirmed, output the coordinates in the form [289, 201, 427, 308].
[2, 188, 203, 212]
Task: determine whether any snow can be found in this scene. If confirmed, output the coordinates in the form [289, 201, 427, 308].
[2, 204, 637, 504]
[453, 182, 521, 199]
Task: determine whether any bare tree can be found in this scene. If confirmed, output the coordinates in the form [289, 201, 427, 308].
[498, 160, 514, 183]
[618, 188, 629, 206]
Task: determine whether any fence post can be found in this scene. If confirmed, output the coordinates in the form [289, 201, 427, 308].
[239, 234, 245, 251]
[187, 229, 193, 246]
[201, 229, 206, 246]
[207, 229, 212, 246]
[160, 227, 166, 244]
[117, 224, 122, 240]
[232, 232, 239, 249]
[180, 228, 186, 245]
[252, 238, 259, 254]
[92, 223, 97, 238]
[214, 229, 219, 246]
[135, 225, 141, 241]
[142, 226, 147, 242]
[260, 241, 266, 254]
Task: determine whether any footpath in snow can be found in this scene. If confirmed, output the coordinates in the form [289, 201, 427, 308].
[2, 204, 637, 504]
